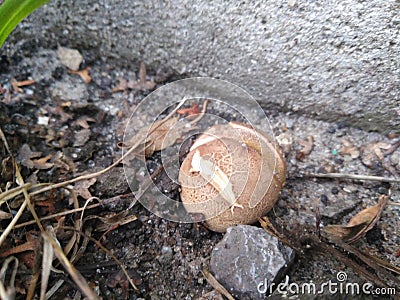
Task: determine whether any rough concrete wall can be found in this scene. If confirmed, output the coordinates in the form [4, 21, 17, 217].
[4, 0, 400, 133]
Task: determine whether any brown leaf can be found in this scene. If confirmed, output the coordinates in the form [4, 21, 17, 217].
[74, 178, 97, 199]
[73, 116, 96, 129]
[68, 67, 92, 83]
[122, 116, 180, 158]
[339, 138, 360, 159]
[347, 201, 382, 227]
[361, 142, 392, 167]
[112, 63, 155, 92]
[32, 154, 54, 170]
[112, 77, 129, 93]
[177, 102, 201, 116]
[296, 135, 314, 160]
[35, 198, 56, 215]
[322, 195, 388, 243]
[17, 144, 43, 168]
[0, 233, 39, 258]
[321, 223, 367, 242]
[45, 104, 73, 124]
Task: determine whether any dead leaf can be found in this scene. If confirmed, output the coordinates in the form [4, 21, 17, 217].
[17, 144, 42, 168]
[53, 151, 76, 173]
[0, 232, 39, 258]
[32, 154, 54, 170]
[361, 142, 392, 167]
[177, 102, 201, 116]
[73, 178, 97, 199]
[339, 139, 360, 159]
[73, 116, 96, 129]
[322, 195, 388, 243]
[45, 104, 72, 124]
[68, 67, 92, 84]
[112, 63, 155, 92]
[296, 135, 314, 160]
[121, 116, 180, 158]
[112, 77, 129, 93]
[382, 140, 400, 156]
[35, 198, 56, 215]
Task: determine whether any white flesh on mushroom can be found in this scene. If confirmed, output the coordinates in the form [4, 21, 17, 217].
[189, 150, 243, 213]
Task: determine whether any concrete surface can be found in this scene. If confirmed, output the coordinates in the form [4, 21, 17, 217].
[3, 0, 400, 133]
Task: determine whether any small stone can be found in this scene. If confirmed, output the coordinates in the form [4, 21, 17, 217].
[331, 186, 340, 195]
[157, 245, 173, 265]
[210, 225, 295, 300]
[57, 46, 83, 70]
[287, 0, 296, 7]
[320, 194, 329, 205]
[73, 129, 91, 147]
[37, 116, 49, 125]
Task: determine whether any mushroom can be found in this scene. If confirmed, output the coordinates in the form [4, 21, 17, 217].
[178, 121, 286, 232]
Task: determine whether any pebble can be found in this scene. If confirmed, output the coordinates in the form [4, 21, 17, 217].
[210, 225, 295, 300]
[57, 46, 83, 70]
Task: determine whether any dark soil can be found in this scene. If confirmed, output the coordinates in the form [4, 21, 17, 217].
[0, 45, 399, 299]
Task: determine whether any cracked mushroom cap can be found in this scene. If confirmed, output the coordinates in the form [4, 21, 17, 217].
[178, 122, 286, 232]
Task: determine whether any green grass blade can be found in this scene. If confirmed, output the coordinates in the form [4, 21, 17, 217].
[0, 0, 49, 48]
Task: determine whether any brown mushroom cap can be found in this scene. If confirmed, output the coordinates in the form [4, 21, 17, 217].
[178, 122, 286, 232]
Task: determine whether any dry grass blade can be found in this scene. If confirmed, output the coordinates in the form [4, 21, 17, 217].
[41, 227, 55, 300]
[0, 256, 18, 300]
[11, 194, 129, 230]
[308, 172, 400, 183]
[0, 183, 32, 205]
[45, 279, 64, 299]
[308, 236, 389, 288]
[0, 127, 44, 248]
[42, 232, 100, 300]
[20, 98, 190, 200]
[336, 242, 400, 295]
[60, 226, 138, 291]
[26, 272, 40, 300]
[14, 163, 44, 232]
[69, 227, 91, 265]
[259, 216, 292, 247]
[201, 269, 235, 300]
[0, 200, 27, 247]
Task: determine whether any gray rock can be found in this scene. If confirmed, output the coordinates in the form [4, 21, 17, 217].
[57, 46, 83, 70]
[157, 245, 173, 265]
[4, 0, 400, 133]
[210, 225, 295, 300]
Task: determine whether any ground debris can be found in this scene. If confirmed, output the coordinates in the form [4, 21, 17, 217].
[322, 194, 388, 243]
[296, 135, 314, 160]
[112, 63, 155, 92]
